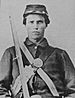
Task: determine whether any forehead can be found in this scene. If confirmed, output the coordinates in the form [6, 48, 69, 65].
[26, 14, 45, 21]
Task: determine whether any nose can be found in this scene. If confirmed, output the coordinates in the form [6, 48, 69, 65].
[33, 22, 38, 30]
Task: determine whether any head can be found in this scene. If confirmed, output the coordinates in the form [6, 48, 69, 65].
[23, 4, 50, 42]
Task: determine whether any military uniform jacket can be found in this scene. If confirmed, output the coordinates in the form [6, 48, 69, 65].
[0, 38, 75, 98]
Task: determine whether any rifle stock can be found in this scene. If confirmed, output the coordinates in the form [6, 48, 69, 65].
[9, 16, 30, 98]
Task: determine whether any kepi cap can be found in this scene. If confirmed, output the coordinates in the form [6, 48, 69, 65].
[23, 4, 50, 26]
[23, 4, 49, 17]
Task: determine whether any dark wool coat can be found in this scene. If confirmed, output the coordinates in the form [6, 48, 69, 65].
[0, 38, 75, 98]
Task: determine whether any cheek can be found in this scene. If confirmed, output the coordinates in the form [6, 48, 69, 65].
[39, 24, 46, 31]
[26, 25, 32, 32]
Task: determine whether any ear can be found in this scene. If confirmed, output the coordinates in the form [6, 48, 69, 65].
[23, 18, 26, 25]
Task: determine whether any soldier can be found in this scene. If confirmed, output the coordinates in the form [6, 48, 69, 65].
[0, 4, 75, 98]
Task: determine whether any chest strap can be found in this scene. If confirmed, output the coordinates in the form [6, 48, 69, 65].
[20, 42, 59, 97]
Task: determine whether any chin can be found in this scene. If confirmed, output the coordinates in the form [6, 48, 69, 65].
[32, 36, 40, 39]
[34, 37, 42, 41]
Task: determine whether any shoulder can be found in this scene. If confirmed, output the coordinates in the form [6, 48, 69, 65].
[47, 44, 65, 54]
[54, 47, 69, 57]
[2, 46, 15, 58]
[55, 47, 65, 54]
[47, 44, 69, 58]
[51, 47, 71, 62]
[5, 46, 15, 53]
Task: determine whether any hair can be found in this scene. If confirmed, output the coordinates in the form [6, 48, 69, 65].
[23, 13, 50, 27]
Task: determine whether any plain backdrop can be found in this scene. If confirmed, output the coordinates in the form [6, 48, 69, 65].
[0, 0, 75, 65]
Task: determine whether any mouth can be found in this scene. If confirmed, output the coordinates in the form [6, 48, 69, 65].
[32, 31, 40, 35]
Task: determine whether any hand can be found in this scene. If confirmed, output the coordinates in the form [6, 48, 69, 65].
[31, 95, 41, 98]
[0, 95, 11, 98]
[0, 95, 6, 98]
[65, 93, 75, 98]
[23, 65, 35, 82]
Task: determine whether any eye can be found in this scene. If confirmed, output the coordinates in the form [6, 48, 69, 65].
[30, 21, 34, 24]
[37, 20, 43, 24]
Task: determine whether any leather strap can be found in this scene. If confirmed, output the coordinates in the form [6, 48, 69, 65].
[20, 42, 59, 97]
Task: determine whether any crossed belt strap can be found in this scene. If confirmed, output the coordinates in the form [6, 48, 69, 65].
[12, 43, 59, 97]
[19, 42, 59, 97]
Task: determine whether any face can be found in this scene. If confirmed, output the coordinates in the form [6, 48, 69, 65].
[25, 14, 46, 42]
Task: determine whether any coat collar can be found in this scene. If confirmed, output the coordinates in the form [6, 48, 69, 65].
[24, 37, 49, 48]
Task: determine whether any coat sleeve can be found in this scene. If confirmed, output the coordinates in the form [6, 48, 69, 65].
[0, 49, 12, 96]
[61, 50, 75, 97]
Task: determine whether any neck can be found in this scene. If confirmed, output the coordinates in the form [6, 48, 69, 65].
[28, 37, 44, 44]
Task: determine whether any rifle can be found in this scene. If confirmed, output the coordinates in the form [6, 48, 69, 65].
[9, 16, 30, 98]
[9, 15, 59, 98]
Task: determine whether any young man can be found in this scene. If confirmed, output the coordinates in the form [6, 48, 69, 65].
[0, 4, 75, 98]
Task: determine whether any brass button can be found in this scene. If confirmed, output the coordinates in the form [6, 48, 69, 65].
[34, 46, 37, 49]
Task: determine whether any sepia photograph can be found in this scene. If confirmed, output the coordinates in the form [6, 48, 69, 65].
[0, 0, 75, 98]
